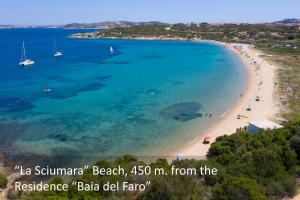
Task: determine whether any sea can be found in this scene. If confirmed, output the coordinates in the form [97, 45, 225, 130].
[0, 28, 247, 167]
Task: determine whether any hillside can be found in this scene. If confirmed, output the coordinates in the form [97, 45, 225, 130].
[273, 18, 300, 26]
[63, 21, 168, 29]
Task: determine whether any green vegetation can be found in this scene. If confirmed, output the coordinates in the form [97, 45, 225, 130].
[13, 121, 300, 199]
[264, 53, 300, 121]
[9, 23, 300, 199]
[0, 173, 7, 188]
[73, 23, 300, 121]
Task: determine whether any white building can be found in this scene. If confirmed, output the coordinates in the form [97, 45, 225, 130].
[248, 119, 283, 134]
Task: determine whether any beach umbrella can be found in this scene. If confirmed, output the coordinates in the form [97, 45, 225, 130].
[203, 136, 211, 141]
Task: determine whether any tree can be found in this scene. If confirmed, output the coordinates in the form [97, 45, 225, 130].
[139, 179, 172, 200]
[290, 135, 300, 159]
[212, 176, 267, 200]
[252, 148, 282, 177]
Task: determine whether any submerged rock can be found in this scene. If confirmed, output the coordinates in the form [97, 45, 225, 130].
[160, 102, 202, 121]
[50, 92, 77, 99]
[173, 112, 203, 121]
[77, 82, 105, 93]
[53, 134, 68, 142]
[50, 82, 105, 100]
[0, 97, 34, 112]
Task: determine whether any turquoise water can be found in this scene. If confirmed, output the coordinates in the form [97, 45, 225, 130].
[0, 29, 247, 165]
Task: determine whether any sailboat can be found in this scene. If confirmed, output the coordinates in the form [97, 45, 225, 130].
[53, 38, 63, 57]
[109, 46, 114, 54]
[19, 42, 34, 66]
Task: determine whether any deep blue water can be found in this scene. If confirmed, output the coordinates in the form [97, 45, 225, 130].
[0, 29, 247, 165]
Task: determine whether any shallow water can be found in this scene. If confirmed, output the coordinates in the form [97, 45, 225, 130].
[0, 29, 247, 166]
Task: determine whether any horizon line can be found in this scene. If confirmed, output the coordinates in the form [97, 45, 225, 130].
[1, 18, 299, 27]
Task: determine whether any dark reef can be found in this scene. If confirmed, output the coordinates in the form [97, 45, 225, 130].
[160, 102, 202, 121]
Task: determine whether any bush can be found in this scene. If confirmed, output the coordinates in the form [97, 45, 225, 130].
[212, 176, 267, 200]
[0, 174, 7, 188]
[138, 179, 172, 200]
[19, 122, 300, 200]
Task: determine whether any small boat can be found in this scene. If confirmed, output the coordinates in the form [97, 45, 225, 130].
[53, 38, 63, 57]
[109, 46, 114, 54]
[19, 42, 34, 66]
[43, 87, 52, 93]
[54, 51, 63, 57]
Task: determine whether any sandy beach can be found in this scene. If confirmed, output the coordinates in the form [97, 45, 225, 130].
[174, 42, 280, 158]
[71, 34, 281, 159]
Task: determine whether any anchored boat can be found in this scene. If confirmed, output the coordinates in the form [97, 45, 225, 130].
[19, 41, 34, 66]
[54, 37, 63, 57]
[109, 46, 114, 54]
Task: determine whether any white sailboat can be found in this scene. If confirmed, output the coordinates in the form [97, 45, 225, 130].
[53, 38, 63, 57]
[19, 42, 34, 66]
[109, 46, 114, 54]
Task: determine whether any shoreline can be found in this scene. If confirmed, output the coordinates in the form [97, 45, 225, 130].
[70, 34, 280, 158]
[172, 42, 279, 158]
[0, 35, 280, 198]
